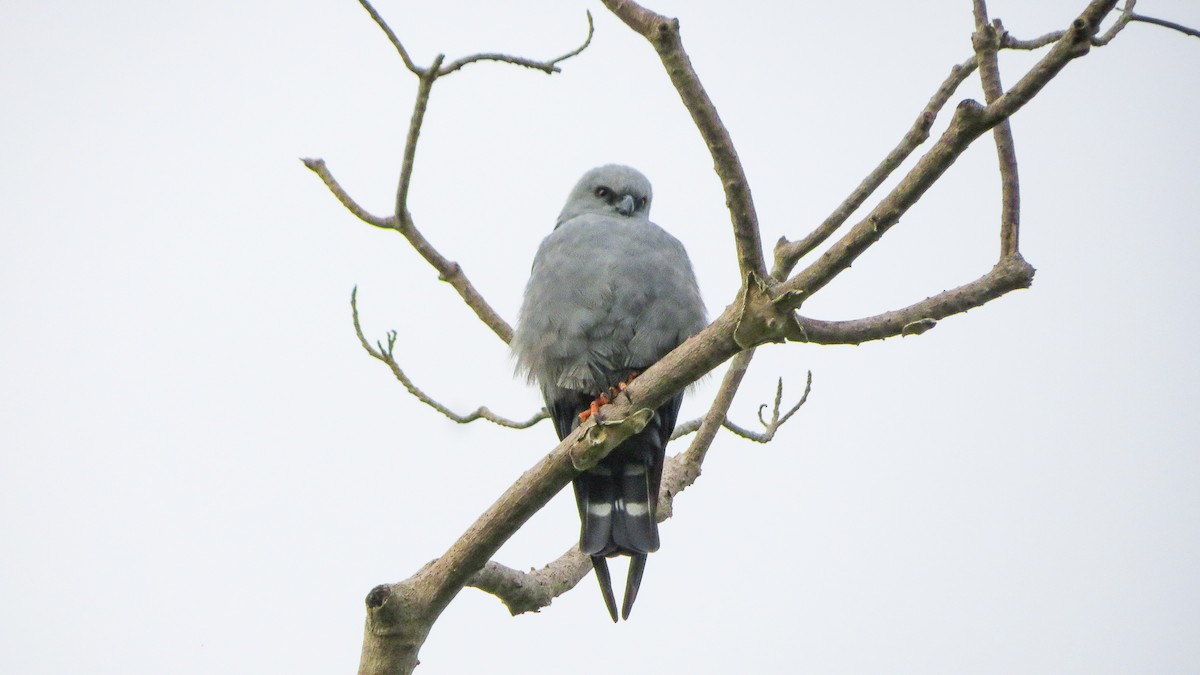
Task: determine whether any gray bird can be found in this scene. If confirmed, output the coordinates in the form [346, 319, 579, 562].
[512, 164, 707, 621]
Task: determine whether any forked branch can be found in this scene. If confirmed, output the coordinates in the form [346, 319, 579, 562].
[307, 4, 592, 344]
[775, 0, 1119, 313]
[671, 372, 811, 443]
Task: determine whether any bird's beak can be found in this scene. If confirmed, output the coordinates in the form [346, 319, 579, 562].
[616, 195, 635, 217]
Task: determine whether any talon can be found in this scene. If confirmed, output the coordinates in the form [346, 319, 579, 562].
[578, 393, 611, 423]
[613, 370, 640, 400]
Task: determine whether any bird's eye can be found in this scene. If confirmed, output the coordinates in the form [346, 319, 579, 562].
[637, 197, 647, 209]
[594, 187, 610, 198]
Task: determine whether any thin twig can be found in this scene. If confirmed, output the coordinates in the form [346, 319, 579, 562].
[439, 11, 595, 75]
[1094, 0, 1137, 46]
[351, 289, 542, 428]
[358, 0, 421, 74]
[394, 59, 441, 230]
[1128, 11, 1200, 39]
[301, 158, 394, 228]
[671, 371, 811, 442]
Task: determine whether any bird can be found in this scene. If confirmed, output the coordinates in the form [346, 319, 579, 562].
[512, 164, 707, 621]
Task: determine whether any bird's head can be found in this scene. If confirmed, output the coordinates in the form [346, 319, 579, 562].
[557, 164, 653, 226]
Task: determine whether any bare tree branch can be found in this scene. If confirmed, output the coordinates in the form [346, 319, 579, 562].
[358, 0, 421, 75]
[657, 350, 755, 520]
[999, 0, 1136, 49]
[310, 3, 594, 348]
[1000, 28, 1070, 50]
[972, 1, 1022, 259]
[301, 158, 392, 227]
[774, 0, 1118, 310]
[465, 547, 592, 616]
[600, 0, 767, 283]
[305, 153, 515, 342]
[393, 59, 440, 231]
[771, 57, 978, 281]
[1094, 0, 1138, 46]
[790, 255, 1035, 345]
[356, 0, 595, 75]
[351, 289, 546, 429]
[773, 2, 1147, 282]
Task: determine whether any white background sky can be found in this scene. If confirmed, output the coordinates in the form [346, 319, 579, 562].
[3, 1, 1199, 673]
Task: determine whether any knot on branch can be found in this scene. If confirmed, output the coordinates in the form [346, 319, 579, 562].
[1067, 17, 1096, 55]
[917, 110, 935, 134]
[364, 581, 431, 641]
[952, 98, 987, 132]
[366, 584, 393, 609]
[998, 252, 1037, 287]
[971, 21, 1001, 54]
[733, 273, 802, 348]
[656, 17, 680, 39]
[437, 261, 461, 282]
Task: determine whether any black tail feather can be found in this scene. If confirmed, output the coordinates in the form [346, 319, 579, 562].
[622, 553, 647, 620]
[576, 466, 615, 555]
[612, 448, 659, 553]
[591, 556, 618, 623]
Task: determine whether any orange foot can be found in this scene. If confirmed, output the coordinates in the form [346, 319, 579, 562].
[578, 392, 611, 423]
[578, 371, 642, 423]
[603, 370, 641, 403]
[612, 370, 640, 397]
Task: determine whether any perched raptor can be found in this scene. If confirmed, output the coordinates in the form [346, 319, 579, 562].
[512, 165, 707, 621]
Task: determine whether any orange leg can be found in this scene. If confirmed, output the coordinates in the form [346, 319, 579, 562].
[578, 392, 611, 423]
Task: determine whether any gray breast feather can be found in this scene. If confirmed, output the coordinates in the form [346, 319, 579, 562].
[512, 213, 707, 396]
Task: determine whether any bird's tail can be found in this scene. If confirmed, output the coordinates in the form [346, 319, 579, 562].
[573, 396, 680, 621]
[577, 444, 657, 623]
[551, 391, 682, 621]
[576, 459, 658, 622]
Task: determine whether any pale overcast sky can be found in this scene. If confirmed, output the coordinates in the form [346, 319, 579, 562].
[2, 1, 1199, 673]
